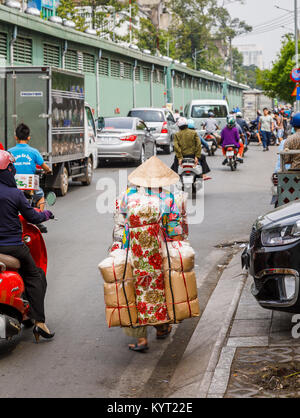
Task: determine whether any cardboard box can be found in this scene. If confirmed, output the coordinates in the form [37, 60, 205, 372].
[15, 174, 39, 191]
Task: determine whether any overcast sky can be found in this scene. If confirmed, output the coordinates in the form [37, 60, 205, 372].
[223, 0, 297, 68]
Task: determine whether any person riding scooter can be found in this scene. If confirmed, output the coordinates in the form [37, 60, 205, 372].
[9, 123, 52, 233]
[172, 117, 201, 173]
[220, 117, 244, 165]
[187, 119, 211, 180]
[202, 111, 221, 144]
[0, 150, 55, 342]
[236, 112, 250, 150]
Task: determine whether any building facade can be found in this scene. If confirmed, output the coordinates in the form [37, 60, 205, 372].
[236, 44, 264, 70]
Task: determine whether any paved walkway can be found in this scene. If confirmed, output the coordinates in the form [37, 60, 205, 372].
[207, 276, 300, 398]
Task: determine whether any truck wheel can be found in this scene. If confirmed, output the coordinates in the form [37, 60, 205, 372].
[81, 157, 93, 186]
[57, 167, 69, 196]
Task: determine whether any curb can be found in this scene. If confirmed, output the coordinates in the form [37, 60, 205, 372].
[199, 267, 248, 397]
[167, 250, 248, 398]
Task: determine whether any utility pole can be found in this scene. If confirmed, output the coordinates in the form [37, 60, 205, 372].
[129, 0, 132, 44]
[295, 0, 300, 110]
[229, 37, 233, 79]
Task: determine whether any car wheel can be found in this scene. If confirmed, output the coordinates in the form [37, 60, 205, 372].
[165, 140, 173, 155]
[134, 146, 146, 166]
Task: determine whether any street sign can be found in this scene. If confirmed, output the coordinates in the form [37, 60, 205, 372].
[292, 86, 297, 96]
[297, 87, 300, 100]
[290, 68, 300, 83]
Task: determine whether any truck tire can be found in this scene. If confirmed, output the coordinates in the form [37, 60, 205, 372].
[57, 166, 69, 196]
[81, 157, 93, 186]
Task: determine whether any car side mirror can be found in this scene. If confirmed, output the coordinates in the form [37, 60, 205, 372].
[97, 117, 105, 130]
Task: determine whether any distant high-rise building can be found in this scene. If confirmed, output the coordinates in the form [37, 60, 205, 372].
[236, 44, 264, 70]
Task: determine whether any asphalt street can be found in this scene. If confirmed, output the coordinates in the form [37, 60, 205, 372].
[0, 143, 278, 398]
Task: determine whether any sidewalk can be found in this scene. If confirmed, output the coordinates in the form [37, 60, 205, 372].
[208, 277, 300, 398]
[168, 247, 300, 399]
[167, 250, 248, 398]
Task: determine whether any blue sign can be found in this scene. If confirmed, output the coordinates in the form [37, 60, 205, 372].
[291, 68, 300, 83]
[297, 87, 300, 100]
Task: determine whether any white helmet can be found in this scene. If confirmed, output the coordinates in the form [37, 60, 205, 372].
[177, 117, 188, 127]
[236, 112, 242, 118]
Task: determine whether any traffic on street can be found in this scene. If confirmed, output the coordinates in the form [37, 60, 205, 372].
[1, 0, 300, 407]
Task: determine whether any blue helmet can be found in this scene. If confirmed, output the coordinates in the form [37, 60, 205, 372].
[187, 119, 195, 129]
[291, 113, 300, 128]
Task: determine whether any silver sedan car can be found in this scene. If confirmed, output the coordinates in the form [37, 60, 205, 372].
[96, 117, 156, 165]
[127, 108, 178, 154]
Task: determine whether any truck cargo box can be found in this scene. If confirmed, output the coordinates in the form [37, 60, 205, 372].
[0, 66, 86, 163]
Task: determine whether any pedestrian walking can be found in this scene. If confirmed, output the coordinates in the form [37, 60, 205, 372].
[258, 108, 274, 151]
[274, 111, 284, 145]
[99, 157, 200, 352]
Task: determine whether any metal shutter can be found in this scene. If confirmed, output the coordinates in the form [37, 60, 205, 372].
[43, 44, 60, 67]
[0, 32, 7, 60]
[77, 52, 83, 72]
[65, 49, 77, 71]
[135, 66, 141, 81]
[13, 37, 32, 64]
[83, 53, 95, 73]
[143, 67, 151, 82]
[123, 62, 132, 79]
[99, 57, 109, 76]
[159, 70, 164, 84]
[111, 60, 120, 78]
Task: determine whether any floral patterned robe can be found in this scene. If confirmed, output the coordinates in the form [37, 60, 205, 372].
[119, 187, 182, 326]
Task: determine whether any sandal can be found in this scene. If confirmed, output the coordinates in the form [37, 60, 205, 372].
[156, 325, 172, 340]
[129, 343, 149, 353]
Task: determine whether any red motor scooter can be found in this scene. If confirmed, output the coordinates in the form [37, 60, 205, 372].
[0, 192, 55, 340]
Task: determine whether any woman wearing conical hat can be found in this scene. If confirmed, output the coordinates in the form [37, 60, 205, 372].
[117, 156, 184, 352]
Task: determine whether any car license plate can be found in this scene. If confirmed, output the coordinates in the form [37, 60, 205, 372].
[100, 137, 120, 145]
[226, 151, 234, 157]
[183, 176, 194, 184]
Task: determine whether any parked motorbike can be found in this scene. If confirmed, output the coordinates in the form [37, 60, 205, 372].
[248, 122, 259, 144]
[203, 133, 218, 156]
[0, 193, 56, 341]
[224, 145, 239, 171]
[178, 158, 202, 198]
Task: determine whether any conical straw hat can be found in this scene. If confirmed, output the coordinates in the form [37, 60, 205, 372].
[128, 156, 179, 188]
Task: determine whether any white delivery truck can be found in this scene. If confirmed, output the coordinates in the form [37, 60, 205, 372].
[243, 90, 274, 122]
[0, 66, 98, 196]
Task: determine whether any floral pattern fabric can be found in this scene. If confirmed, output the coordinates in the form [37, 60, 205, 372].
[120, 187, 182, 326]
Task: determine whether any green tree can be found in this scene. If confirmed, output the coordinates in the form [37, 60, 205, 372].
[57, 0, 136, 38]
[56, 0, 89, 31]
[257, 35, 296, 102]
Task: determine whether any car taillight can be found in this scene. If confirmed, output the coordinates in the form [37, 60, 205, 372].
[120, 135, 137, 142]
[161, 122, 168, 134]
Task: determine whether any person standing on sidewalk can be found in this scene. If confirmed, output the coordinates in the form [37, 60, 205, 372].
[258, 108, 274, 151]
[282, 113, 300, 169]
[274, 111, 284, 146]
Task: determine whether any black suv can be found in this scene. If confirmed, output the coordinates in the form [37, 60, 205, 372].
[242, 200, 300, 313]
